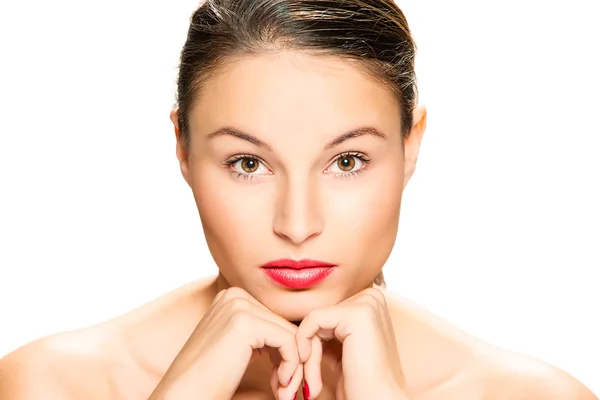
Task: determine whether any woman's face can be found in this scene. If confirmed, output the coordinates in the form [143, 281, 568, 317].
[173, 51, 425, 321]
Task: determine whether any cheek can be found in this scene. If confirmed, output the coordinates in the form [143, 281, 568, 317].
[191, 169, 273, 257]
[324, 164, 403, 269]
[328, 168, 402, 233]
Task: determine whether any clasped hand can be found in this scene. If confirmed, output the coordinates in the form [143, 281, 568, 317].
[150, 287, 408, 400]
[295, 287, 406, 400]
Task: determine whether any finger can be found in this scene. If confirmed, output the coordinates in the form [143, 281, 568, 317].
[218, 287, 273, 313]
[296, 306, 348, 362]
[277, 363, 302, 400]
[222, 296, 298, 336]
[220, 291, 300, 387]
[219, 287, 298, 333]
[218, 287, 269, 311]
[302, 336, 323, 399]
[243, 316, 300, 387]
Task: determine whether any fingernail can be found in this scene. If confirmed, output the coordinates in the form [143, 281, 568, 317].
[303, 381, 310, 399]
[288, 375, 293, 385]
[293, 393, 297, 400]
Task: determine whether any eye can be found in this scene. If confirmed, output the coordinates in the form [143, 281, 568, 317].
[336, 155, 357, 172]
[325, 152, 370, 177]
[239, 158, 259, 173]
[226, 155, 271, 178]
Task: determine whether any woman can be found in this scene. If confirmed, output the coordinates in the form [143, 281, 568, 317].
[0, 0, 596, 399]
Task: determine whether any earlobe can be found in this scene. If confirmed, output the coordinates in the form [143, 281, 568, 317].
[403, 105, 427, 188]
[170, 109, 192, 187]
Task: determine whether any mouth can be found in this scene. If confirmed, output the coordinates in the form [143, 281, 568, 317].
[260, 258, 337, 289]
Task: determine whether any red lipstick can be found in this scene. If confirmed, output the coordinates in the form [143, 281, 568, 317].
[261, 259, 336, 289]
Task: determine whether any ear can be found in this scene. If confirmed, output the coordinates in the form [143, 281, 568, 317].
[403, 105, 427, 189]
[170, 109, 192, 187]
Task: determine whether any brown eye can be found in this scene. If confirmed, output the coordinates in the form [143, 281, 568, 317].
[228, 155, 270, 178]
[325, 153, 369, 177]
[337, 156, 355, 171]
[241, 158, 259, 173]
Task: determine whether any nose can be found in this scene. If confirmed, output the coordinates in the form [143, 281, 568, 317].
[272, 176, 324, 245]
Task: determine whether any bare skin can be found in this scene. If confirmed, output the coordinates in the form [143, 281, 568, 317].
[0, 276, 595, 399]
[1, 52, 596, 399]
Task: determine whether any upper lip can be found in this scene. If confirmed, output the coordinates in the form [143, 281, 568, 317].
[261, 259, 337, 269]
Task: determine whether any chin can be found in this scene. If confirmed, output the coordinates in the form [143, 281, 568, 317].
[259, 288, 345, 322]
[269, 303, 315, 322]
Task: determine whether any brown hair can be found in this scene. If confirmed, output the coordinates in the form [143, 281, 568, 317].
[175, 0, 419, 287]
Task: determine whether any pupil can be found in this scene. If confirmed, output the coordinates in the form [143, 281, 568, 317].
[338, 156, 355, 171]
[242, 158, 258, 172]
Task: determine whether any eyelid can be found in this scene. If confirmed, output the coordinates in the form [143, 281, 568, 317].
[324, 151, 371, 177]
[324, 151, 370, 169]
[223, 154, 273, 179]
[224, 154, 271, 169]
[223, 151, 370, 179]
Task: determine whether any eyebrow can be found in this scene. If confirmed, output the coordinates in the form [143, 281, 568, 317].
[206, 126, 387, 150]
[207, 127, 272, 151]
[324, 127, 387, 149]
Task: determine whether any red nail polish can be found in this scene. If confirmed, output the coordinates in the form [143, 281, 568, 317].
[303, 381, 310, 399]
[293, 393, 297, 400]
[288, 375, 293, 385]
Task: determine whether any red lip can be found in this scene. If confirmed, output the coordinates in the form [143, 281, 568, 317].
[261, 259, 337, 289]
[261, 259, 336, 269]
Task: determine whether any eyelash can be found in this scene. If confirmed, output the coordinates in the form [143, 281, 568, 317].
[223, 152, 371, 181]
[223, 154, 270, 181]
[326, 151, 371, 179]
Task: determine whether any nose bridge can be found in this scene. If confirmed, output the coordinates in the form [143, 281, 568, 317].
[273, 173, 323, 245]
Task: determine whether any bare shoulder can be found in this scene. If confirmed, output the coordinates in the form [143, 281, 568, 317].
[0, 329, 111, 399]
[379, 290, 597, 400]
[475, 350, 598, 400]
[0, 278, 218, 400]
[417, 351, 598, 400]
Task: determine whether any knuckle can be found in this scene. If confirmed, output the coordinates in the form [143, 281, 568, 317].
[228, 310, 254, 331]
[221, 286, 249, 301]
[298, 314, 315, 334]
[360, 294, 380, 308]
[363, 287, 386, 303]
[225, 297, 252, 313]
[304, 307, 322, 322]
[355, 301, 378, 319]
[211, 288, 227, 305]
[284, 337, 300, 362]
[286, 331, 299, 348]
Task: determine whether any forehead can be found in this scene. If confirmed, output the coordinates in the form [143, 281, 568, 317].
[190, 51, 401, 140]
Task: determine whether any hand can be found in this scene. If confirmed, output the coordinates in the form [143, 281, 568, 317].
[296, 287, 408, 400]
[148, 287, 302, 400]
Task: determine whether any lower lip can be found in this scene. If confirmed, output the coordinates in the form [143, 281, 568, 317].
[262, 267, 334, 289]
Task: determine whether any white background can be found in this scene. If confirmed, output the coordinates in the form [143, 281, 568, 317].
[1, 0, 598, 395]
